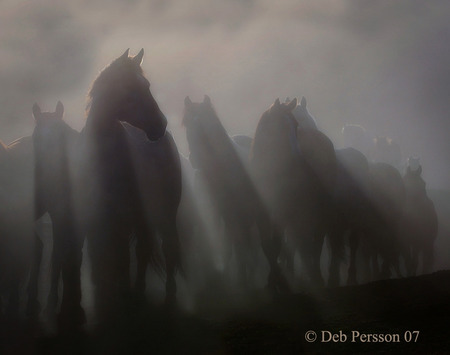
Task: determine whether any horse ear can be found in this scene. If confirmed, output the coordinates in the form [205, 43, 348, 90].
[184, 96, 192, 108]
[119, 48, 130, 61]
[203, 95, 212, 106]
[270, 98, 281, 113]
[55, 101, 64, 119]
[132, 48, 144, 65]
[301, 96, 307, 109]
[32, 103, 41, 120]
[417, 165, 422, 175]
[286, 97, 298, 111]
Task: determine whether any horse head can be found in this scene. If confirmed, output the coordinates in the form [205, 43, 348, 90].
[182, 95, 222, 169]
[253, 98, 299, 161]
[404, 156, 426, 200]
[32, 101, 77, 197]
[87, 49, 167, 141]
[288, 96, 318, 130]
[32, 101, 68, 160]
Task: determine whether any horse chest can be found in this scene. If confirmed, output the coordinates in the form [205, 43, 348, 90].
[85, 138, 136, 208]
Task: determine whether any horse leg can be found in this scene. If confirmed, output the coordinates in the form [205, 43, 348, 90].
[347, 230, 359, 285]
[222, 217, 234, 284]
[371, 252, 380, 281]
[26, 233, 43, 318]
[59, 230, 85, 328]
[392, 248, 403, 278]
[245, 225, 259, 288]
[410, 247, 419, 276]
[45, 237, 62, 318]
[359, 239, 371, 282]
[283, 233, 296, 277]
[404, 245, 413, 277]
[160, 219, 181, 306]
[328, 226, 345, 287]
[311, 231, 325, 287]
[88, 227, 128, 322]
[257, 212, 287, 293]
[232, 220, 251, 289]
[423, 244, 434, 274]
[116, 234, 131, 301]
[135, 230, 150, 300]
[380, 243, 393, 280]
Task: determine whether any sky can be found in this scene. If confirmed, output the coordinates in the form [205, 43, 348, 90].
[0, 0, 449, 189]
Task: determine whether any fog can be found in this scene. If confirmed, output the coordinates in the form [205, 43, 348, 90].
[0, 0, 449, 189]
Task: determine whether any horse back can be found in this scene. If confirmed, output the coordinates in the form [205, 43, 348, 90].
[369, 162, 405, 222]
[297, 128, 337, 196]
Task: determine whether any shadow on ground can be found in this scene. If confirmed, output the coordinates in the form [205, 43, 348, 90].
[1, 270, 450, 354]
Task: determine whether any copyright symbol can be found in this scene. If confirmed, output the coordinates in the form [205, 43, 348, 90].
[305, 330, 317, 343]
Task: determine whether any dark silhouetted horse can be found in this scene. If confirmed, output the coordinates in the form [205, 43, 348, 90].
[328, 147, 371, 287]
[399, 158, 438, 276]
[183, 95, 258, 287]
[83, 49, 182, 316]
[288, 96, 318, 130]
[33, 49, 181, 321]
[29, 101, 85, 326]
[251, 98, 337, 288]
[0, 136, 35, 318]
[362, 162, 405, 281]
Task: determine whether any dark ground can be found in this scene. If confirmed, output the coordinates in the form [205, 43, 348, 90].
[1, 270, 450, 354]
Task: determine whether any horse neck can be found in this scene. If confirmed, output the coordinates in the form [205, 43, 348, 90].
[204, 113, 233, 151]
[85, 102, 127, 148]
[253, 126, 298, 170]
[192, 114, 236, 171]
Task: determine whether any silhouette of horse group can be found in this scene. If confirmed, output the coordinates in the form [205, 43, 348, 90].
[0, 49, 439, 330]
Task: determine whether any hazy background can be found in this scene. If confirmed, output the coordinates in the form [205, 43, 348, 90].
[0, 0, 449, 189]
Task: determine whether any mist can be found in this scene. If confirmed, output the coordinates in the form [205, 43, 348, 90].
[0, 0, 449, 189]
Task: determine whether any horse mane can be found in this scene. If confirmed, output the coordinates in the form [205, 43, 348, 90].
[250, 110, 270, 161]
[85, 55, 144, 116]
[202, 104, 237, 157]
[181, 101, 220, 127]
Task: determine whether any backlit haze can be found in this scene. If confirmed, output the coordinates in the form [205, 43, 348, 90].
[1, 0, 449, 189]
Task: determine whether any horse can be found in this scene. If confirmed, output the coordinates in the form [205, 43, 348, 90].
[182, 95, 258, 287]
[399, 158, 438, 276]
[327, 147, 371, 287]
[251, 98, 337, 288]
[29, 101, 85, 326]
[71, 49, 181, 319]
[0, 136, 35, 319]
[362, 162, 406, 281]
[286, 96, 318, 130]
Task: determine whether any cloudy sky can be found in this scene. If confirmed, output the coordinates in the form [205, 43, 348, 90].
[1, 0, 449, 188]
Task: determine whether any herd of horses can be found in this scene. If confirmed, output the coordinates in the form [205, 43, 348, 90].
[0, 49, 439, 330]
